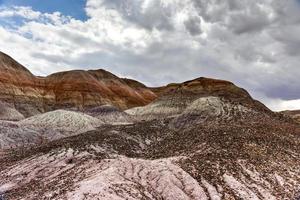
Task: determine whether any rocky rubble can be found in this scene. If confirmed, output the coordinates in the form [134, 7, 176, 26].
[0, 114, 299, 199]
[281, 110, 300, 123]
[85, 105, 133, 124]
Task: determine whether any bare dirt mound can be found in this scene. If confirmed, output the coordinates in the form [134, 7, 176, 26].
[0, 101, 24, 121]
[20, 110, 103, 134]
[0, 110, 103, 149]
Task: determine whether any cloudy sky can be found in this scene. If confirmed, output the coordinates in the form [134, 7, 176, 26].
[0, 0, 300, 111]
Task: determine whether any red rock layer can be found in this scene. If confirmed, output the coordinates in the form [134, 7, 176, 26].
[0, 52, 157, 117]
[150, 77, 271, 113]
[0, 51, 272, 117]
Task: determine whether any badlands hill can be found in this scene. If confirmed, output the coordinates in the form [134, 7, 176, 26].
[127, 77, 272, 120]
[282, 110, 300, 123]
[1, 94, 299, 199]
[0, 52, 299, 199]
[0, 52, 156, 117]
[0, 110, 102, 149]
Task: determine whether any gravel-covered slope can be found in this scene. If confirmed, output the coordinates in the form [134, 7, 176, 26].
[0, 114, 299, 199]
[0, 73, 299, 199]
[0, 121, 39, 149]
[0, 110, 103, 149]
[19, 110, 103, 133]
[281, 110, 300, 123]
[85, 105, 133, 124]
[0, 101, 24, 121]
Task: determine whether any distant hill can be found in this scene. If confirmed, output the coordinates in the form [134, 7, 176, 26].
[281, 110, 300, 123]
[0, 51, 157, 117]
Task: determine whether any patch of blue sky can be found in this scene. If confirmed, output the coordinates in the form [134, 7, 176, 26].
[0, 0, 88, 21]
[0, 15, 25, 29]
[0, 16, 34, 42]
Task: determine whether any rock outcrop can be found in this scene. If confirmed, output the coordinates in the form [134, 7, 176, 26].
[127, 77, 271, 120]
[0, 52, 157, 117]
[43, 70, 157, 111]
[0, 52, 44, 117]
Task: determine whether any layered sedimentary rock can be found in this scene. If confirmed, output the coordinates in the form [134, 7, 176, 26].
[0, 52, 44, 117]
[0, 52, 299, 199]
[43, 70, 157, 111]
[0, 52, 157, 117]
[127, 77, 271, 120]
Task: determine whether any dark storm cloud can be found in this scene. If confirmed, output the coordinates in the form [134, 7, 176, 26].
[227, 12, 271, 35]
[99, 0, 174, 31]
[192, 0, 275, 34]
[184, 16, 202, 35]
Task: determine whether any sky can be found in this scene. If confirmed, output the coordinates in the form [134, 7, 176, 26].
[0, 0, 300, 111]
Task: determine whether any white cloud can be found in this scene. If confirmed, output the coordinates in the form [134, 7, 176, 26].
[268, 99, 300, 111]
[0, 1, 300, 111]
[0, 6, 41, 19]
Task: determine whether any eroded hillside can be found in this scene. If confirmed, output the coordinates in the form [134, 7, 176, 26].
[0, 52, 299, 200]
